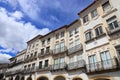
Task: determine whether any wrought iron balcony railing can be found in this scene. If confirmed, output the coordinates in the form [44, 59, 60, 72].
[24, 57, 30, 62]
[53, 46, 67, 55]
[30, 55, 37, 61]
[106, 21, 120, 35]
[86, 58, 119, 74]
[68, 44, 83, 55]
[38, 50, 52, 58]
[23, 67, 36, 74]
[36, 65, 51, 72]
[67, 60, 85, 70]
[52, 62, 66, 70]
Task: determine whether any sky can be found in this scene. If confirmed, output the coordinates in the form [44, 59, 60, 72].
[0, 0, 94, 63]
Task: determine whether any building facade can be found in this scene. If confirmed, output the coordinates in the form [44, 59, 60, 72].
[1, 0, 120, 80]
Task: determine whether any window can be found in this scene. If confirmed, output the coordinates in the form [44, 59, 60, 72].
[102, 1, 111, 12]
[28, 45, 31, 50]
[32, 63, 35, 70]
[61, 31, 65, 37]
[89, 55, 97, 71]
[91, 9, 98, 18]
[60, 57, 65, 68]
[107, 16, 119, 30]
[31, 53, 33, 57]
[55, 44, 59, 53]
[27, 55, 29, 58]
[41, 49, 44, 55]
[85, 31, 92, 41]
[60, 42, 65, 52]
[95, 26, 103, 36]
[89, 55, 97, 64]
[75, 28, 79, 34]
[47, 38, 50, 44]
[28, 64, 31, 70]
[42, 40, 45, 46]
[83, 15, 89, 23]
[36, 43, 39, 46]
[24, 66, 27, 70]
[54, 59, 58, 65]
[34, 51, 37, 56]
[56, 33, 59, 39]
[45, 60, 49, 67]
[39, 61, 42, 69]
[100, 51, 111, 68]
[69, 31, 73, 37]
[46, 46, 50, 53]
[32, 43, 35, 48]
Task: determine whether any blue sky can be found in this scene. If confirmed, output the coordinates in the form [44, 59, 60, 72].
[0, 0, 94, 63]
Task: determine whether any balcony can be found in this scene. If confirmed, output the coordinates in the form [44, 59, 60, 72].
[67, 60, 85, 70]
[24, 57, 30, 62]
[38, 50, 52, 58]
[15, 59, 24, 65]
[68, 44, 83, 55]
[86, 58, 119, 74]
[23, 68, 36, 74]
[53, 46, 67, 55]
[36, 65, 51, 72]
[52, 62, 67, 71]
[106, 21, 120, 35]
[6, 71, 12, 76]
[30, 55, 37, 61]
[14, 69, 23, 74]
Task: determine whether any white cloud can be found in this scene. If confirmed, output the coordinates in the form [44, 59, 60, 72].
[0, 7, 50, 52]
[0, 53, 12, 63]
[9, 11, 23, 20]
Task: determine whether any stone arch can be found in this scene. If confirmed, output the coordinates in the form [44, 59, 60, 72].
[21, 76, 25, 80]
[27, 76, 32, 80]
[15, 75, 20, 80]
[9, 77, 13, 80]
[37, 76, 49, 80]
[90, 75, 113, 80]
[54, 76, 66, 80]
[73, 77, 82, 80]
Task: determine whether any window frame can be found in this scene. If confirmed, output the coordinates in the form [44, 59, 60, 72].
[83, 15, 89, 23]
[102, 1, 111, 12]
[95, 26, 103, 36]
[91, 9, 98, 18]
[85, 31, 92, 41]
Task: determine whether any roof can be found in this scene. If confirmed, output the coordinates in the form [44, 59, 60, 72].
[78, 0, 97, 15]
[41, 25, 68, 38]
[16, 49, 27, 57]
[27, 35, 43, 44]
[67, 19, 80, 28]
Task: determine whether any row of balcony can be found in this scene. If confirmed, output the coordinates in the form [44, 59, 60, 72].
[5, 57, 120, 75]
[24, 44, 83, 62]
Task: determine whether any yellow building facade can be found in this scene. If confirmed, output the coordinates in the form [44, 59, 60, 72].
[0, 0, 120, 80]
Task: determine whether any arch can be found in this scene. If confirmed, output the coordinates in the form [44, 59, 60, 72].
[9, 77, 13, 80]
[54, 76, 66, 80]
[95, 78, 110, 80]
[27, 76, 32, 80]
[90, 75, 113, 80]
[73, 77, 82, 80]
[37, 76, 49, 80]
[15, 75, 20, 80]
[21, 76, 25, 80]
